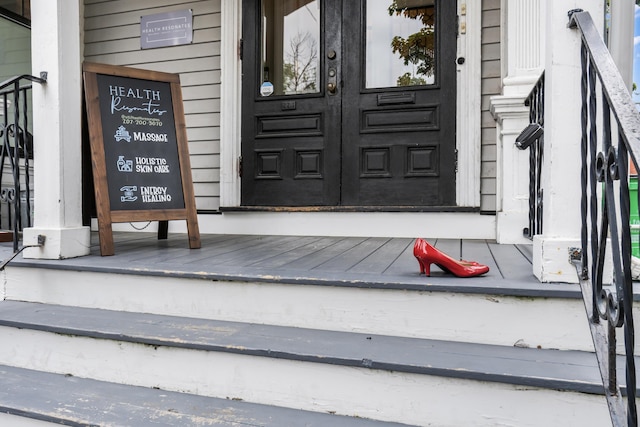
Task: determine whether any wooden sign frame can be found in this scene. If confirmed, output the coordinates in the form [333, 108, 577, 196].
[83, 62, 200, 256]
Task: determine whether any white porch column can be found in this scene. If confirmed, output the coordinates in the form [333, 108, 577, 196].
[23, 0, 90, 259]
[219, 0, 242, 208]
[491, 0, 544, 244]
[533, 0, 604, 283]
[608, 0, 635, 91]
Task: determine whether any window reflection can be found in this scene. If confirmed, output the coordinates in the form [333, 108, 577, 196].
[0, 0, 30, 21]
[261, 0, 321, 96]
[366, 0, 436, 88]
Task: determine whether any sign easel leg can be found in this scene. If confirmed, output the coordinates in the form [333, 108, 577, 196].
[186, 214, 200, 249]
[158, 220, 168, 240]
[98, 220, 114, 256]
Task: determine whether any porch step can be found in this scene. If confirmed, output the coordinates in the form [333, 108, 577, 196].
[0, 364, 413, 427]
[0, 301, 613, 426]
[2, 234, 601, 352]
[4, 264, 595, 352]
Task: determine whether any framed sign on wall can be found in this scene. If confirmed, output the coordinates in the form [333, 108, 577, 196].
[83, 62, 200, 256]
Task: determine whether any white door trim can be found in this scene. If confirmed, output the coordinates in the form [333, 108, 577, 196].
[220, 1, 482, 208]
[220, 0, 242, 207]
[456, 1, 482, 207]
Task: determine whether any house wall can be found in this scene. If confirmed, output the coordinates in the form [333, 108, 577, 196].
[0, 17, 30, 81]
[0, 16, 31, 133]
[83, 0, 500, 214]
[0, 17, 33, 229]
[83, 0, 221, 211]
[480, 0, 500, 212]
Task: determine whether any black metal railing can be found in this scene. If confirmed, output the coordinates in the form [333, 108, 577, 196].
[0, 73, 46, 252]
[560, 9, 638, 427]
[516, 73, 544, 240]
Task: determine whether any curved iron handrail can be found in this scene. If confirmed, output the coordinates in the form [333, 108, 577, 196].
[0, 73, 46, 92]
[566, 9, 638, 427]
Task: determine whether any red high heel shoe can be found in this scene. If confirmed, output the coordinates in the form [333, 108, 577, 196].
[413, 238, 489, 278]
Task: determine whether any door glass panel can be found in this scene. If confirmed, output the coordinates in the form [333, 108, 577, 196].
[366, 0, 436, 88]
[261, 0, 321, 96]
[0, 0, 30, 21]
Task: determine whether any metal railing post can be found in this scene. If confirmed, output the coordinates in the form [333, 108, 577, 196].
[516, 73, 544, 240]
[0, 74, 46, 252]
[554, 9, 640, 427]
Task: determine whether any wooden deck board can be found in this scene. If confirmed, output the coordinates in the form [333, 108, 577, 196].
[251, 236, 350, 269]
[384, 239, 418, 276]
[431, 239, 468, 275]
[488, 242, 536, 281]
[90, 234, 515, 279]
[2, 232, 582, 298]
[179, 235, 260, 264]
[230, 236, 324, 267]
[315, 237, 392, 272]
[181, 235, 290, 266]
[349, 238, 413, 275]
[459, 240, 501, 277]
[432, 239, 463, 260]
[283, 237, 369, 271]
[516, 243, 534, 263]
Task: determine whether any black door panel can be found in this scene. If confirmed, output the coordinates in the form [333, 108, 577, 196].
[241, 0, 456, 207]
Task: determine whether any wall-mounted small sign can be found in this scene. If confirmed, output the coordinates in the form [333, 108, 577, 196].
[141, 9, 193, 49]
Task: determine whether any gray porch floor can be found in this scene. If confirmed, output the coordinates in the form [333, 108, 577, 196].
[3, 232, 580, 298]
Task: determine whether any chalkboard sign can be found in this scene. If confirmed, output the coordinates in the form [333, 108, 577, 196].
[83, 62, 200, 256]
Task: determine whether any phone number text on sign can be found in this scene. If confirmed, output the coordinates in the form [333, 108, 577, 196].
[121, 115, 163, 127]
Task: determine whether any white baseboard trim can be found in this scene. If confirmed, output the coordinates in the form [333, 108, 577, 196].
[105, 211, 497, 240]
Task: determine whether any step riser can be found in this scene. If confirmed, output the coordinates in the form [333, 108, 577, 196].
[5, 267, 594, 351]
[0, 413, 57, 427]
[0, 327, 611, 427]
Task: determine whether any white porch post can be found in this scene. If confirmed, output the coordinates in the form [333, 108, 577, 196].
[608, 0, 635, 91]
[532, 0, 604, 283]
[219, 0, 242, 208]
[23, 0, 90, 259]
[491, 0, 544, 244]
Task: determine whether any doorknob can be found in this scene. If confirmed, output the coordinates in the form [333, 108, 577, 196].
[327, 67, 337, 94]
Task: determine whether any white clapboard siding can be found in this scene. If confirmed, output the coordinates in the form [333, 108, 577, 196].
[83, 0, 221, 212]
[83, 43, 219, 69]
[187, 126, 220, 142]
[193, 182, 219, 197]
[480, 0, 501, 213]
[185, 113, 220, 129]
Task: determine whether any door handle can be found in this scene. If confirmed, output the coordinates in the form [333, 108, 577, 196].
[328, 67, 337, 95]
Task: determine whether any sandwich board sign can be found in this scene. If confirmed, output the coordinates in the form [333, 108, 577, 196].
[83, 62, 200, 256]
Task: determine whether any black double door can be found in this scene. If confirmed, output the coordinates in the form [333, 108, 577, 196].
[241, 0, 457, 208]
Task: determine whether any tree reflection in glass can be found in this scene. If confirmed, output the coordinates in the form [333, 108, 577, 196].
[366, 0, 435, 88]
[261, 0, 320, 96]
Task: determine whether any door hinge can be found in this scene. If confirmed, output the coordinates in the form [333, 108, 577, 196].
[238, 156, 243, 178]
[455, 149, 458, 173]
[239, 39, 243, 60]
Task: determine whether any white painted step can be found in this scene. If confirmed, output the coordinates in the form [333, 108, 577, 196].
[0, 364, 414, 427]
[0, 301, 614, 427]
[4, 266, 596, 352]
